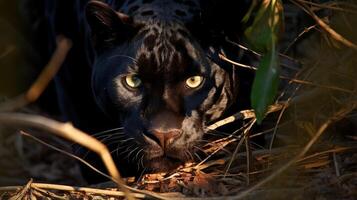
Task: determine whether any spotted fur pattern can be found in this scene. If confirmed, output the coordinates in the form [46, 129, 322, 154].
[84, 0, 240, 173]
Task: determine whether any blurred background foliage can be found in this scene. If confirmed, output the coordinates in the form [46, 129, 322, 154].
[244, 0, 284, 123]
[0, 0, 36, 97]
[0, 1, 84, 186]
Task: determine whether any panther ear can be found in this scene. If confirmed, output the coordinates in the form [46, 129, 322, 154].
[86, 1, 136, 52]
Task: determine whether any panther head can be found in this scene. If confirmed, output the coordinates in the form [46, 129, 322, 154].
[86, 1, 236, 172]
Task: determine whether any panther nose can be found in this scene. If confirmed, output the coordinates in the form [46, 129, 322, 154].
[151, 129, 182, 149]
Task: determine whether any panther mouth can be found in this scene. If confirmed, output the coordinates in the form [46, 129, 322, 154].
[143, 134, 190, 171]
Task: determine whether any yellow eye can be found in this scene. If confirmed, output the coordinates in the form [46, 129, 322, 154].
[185, 76, 203, 88]
[125, 74, 142, 88]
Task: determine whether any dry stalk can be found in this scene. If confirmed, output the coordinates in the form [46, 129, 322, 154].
[227, 102, 357, 200]
[207, 103, 285, 130]
[332, 152, 341, 177]
[20, 131, 169, 200]
[0, 183, 145, 199]
[295, 0, 357, 14]
[0, 35, 138, 199]
[269, 61, 316, 150]
[0, 36, 72, 112]
[219, 54, 353, 93]
[194, 138, 236, 169]
[7, 179, 33, 200]
[297, 146, 351, 163]
[291, 0, 357, 50]
[20, 131, 114, 182]
[224, 38, 302, 71]
[284, 24, 317, 54]
[0, 113, 135, 200]
[224, 119, 256, 177]
[218, 53, 256, 70]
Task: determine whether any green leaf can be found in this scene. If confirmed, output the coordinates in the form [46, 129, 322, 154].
[244, 0, 283, 52]
[242, 0, 258, 23]
[243, 0, 284, 123]
[251, 48, 279, 123]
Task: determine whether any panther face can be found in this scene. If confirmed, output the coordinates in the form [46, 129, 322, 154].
[86, 1, 235, 172]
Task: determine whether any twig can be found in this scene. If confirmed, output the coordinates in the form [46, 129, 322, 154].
[224, 119, 256, 177]
[0, 36, 72, 112]
[245, 136, 252, 186]
[218, 53, 256, 70]
[224, 38, 302, 70]
[194, 138, 237, 169]
[31, 185, 68, 199]
[228, 102, 357, 200]
[20, 131, 169, 200]
[8, 179, 33, 200]
[284, 24, 317, 54]
[0, 183, 145, 199]
[225, 38, 261, 57]
[295, 0, 357, 14]
[207, 103, 285, 130]
[20, 131, 114, 182]
[219, 54, 353, 93]
[291, 0, 357, 50]
[332, 152, 341, 177]
[0, 113, 134, 200]
[269, 62, 315, 150]
[297, 146, 351, 163]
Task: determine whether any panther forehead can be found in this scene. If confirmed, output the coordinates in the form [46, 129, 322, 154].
[108, 0, 204, 76]
[131, 22, 205, 78]
[118, 0, 200, 23]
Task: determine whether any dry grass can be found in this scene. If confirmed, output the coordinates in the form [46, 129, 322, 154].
[0, 0, 357, 199]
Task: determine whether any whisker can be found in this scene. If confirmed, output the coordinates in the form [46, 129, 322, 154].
[185, 150, 194, 161]
[114, 140, 125, 157]
[111, 143, 132, 155]
[193, 145, 206, 153]
[140, 154, 145, 168]
[119, 137, 135, 143]
[94, 132, 125, 140]
[103, 137, 135, 149]
[102, 137, 130, 147]
[110, 145, 127, 157]
[119, 143, 135, 153]
[134, 149, 144, 169]
[137, 167, 147, 181]
[98, 135, 115, 144]
[75, 135, 131, 159]
[117, 144, 136, 156]
[92, 127, 124, 137]
[134, 149, 144, 162]
[126, 147, 140, 160]
[194, 152, 203, 161]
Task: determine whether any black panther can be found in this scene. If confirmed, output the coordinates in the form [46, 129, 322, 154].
[22, 0, 251, 181]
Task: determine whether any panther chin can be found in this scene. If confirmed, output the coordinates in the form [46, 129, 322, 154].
[146, 156, 185, 172]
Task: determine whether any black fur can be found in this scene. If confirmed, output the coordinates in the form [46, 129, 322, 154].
[23, 0, 251, 182]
